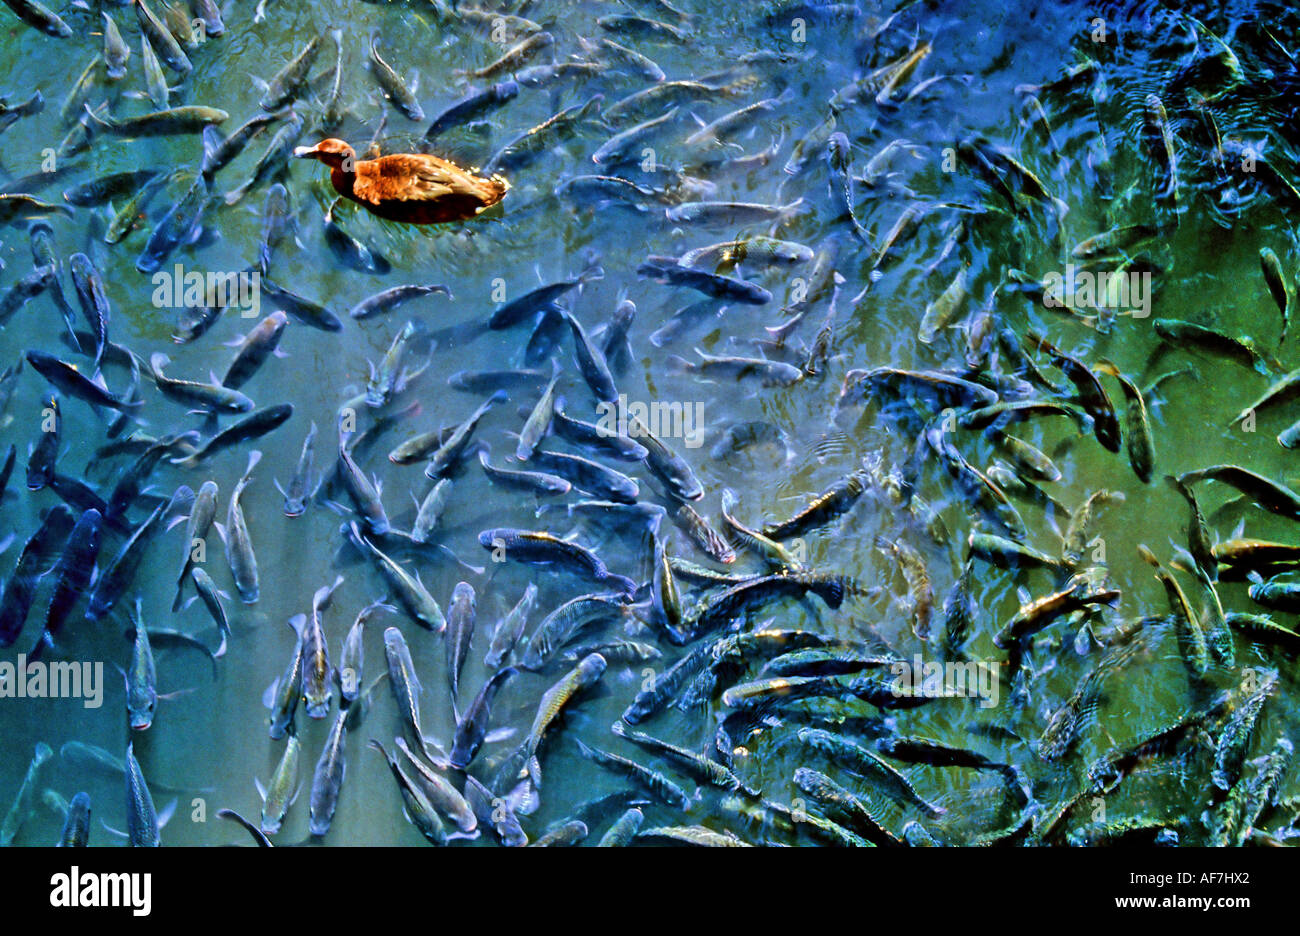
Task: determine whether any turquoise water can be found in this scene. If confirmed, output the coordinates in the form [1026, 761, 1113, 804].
[1, 0, 1299, 846]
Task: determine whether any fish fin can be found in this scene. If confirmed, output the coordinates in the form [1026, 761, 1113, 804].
[262, 677, 280, 710]
[100, 819, 128, 839]
[254, 776, 268, 804]
[157, 687, 197, 702]
[157, 799, 178, 829]
[201, 124, 225, 156]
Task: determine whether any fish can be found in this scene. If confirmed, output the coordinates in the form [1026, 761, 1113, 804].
[1061, 490, 1124, 566]
[298, 576, 342, 718]
[368, 740, 446, 845]
[0, 267, 54, 328]
[0, 504, 71, 644]
[172, 480, 218, 610]
[918, 268, 969, 345]
[260, 37, 322, 111]
[138, 30, 170, 108]
[353, 526, 445, 631]
[574, 738, 690, 809]
[611, 721, 748, 792]
[450, 369, 547, 395]
[485, 583, 538, 670]
[266, 620, 304, 740]
[0, 742, 52, 845]
[463, 773, 526, 846]
[222, 112, 305, 207]
[1142, 94, 1180, 209]
[459, 32, 555, 81]
[65, 169, 160, 208]
[190, 0, 223, 35]
[323, 204, 391, 275]
[521, 593, 630, 671]
[123, 741, 171, 846]
[256, 734, 300, 835]
[763, 468, 866, 540]
[1228, 369, 1300, 427]
[1177, 465, 1300, 522]
[257, 183, 294, 274]
[96, 105, 228, 138]
[27, 508, 101, 659]
[519, 653, 608, 764]
[219, 450, 261, 599]
[349, 283, 452, 321]
[797, 728, 944, 818]
[1024, 332, 1120, 452]
[490, 267, 603, 330]
[308, 709, 349, 836]
[86, 498, 170, 622]
[530, 449, 639, 504]
[1260, 247, 1291, 343]
[515, 368, 562, 460]
[410, 478, 452, 544]
[669, 348, 802, 386]
[638, 255, 772, 305]
[422, 80, 520, 143]
[136, 174, 210, 274]
[25, 351, 140, 413]
[479, 448, 571, 496]
[445, 581, 476, 702]
[424, 391, 505, 479]
[1094, 360, 1154, 483]
[25, 391, 59, 492]
[450, 666, 517, 769]
[530, 820, 588, 846]
[382, 626, 438, 760]
[336, 420, 390, 535]
[478, 528, 636, 594]
[201, 110, 285, 179]
[3, 0, 70, 36]
[172, 406, 293, 469]
[135, 0, 191, 73]
[122, 599, 162, 731]
[367, 31, 423, 121]
[564, 310, 619, 403]
[336, 599, 386, 703]
[275, 422, 318, 517]
[58, 792, 91, 847]
[597, 807, 645, 847]
[793, 768, 901, 847]
[187, 568, 230, 656]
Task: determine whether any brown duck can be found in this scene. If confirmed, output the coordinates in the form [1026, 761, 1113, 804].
[293, 138, 508, 225]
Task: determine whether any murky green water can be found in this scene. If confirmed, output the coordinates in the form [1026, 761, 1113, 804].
[2, 0, 1299, 846]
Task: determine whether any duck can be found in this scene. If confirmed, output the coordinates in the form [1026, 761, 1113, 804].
[293, 138, 509, 225]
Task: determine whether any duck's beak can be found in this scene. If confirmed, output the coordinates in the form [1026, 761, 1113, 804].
[292, 144, 319, 159]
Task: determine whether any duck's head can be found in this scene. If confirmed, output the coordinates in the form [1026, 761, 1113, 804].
[293, 138, 357, 170]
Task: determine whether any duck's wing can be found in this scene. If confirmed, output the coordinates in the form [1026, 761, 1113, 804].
[353, 154, 499, 205]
